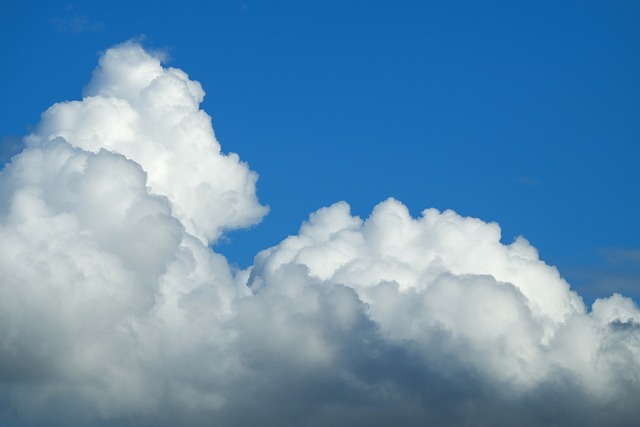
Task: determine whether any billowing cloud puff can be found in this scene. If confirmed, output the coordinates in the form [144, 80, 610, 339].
[1, 42, 639, 427]
[248, 200, 640, 394]
[26, 42, 267, 243]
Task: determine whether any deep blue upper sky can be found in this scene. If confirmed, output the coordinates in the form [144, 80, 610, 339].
[1, 0, 638, 304]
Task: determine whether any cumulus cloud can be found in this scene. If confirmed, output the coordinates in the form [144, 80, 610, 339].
[27, 42, 267, 243]
[1, 42, 639, 427]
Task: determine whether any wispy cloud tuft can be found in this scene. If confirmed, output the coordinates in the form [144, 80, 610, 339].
[601, 247, 640, 266]
[0, 135, 24, 164]
[51, 14, 104, 33]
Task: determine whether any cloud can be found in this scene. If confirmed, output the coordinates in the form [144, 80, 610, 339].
[51, 14, 104, 33]
[27, 42, 268, 243]
[565, 248, 640, 305]
[514, 175, 538, 186]
[1, 42, 639, 426]
[0, 135, 24, 164]
[601, 247, 640, 266]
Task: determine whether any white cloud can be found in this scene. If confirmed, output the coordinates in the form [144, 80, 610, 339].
[247, 199, 639, 395]
[1, 42, 639, 426]
[27, 42, 268, 243]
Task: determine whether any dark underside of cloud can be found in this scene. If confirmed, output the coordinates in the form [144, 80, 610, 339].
[1, 43, 639, 427]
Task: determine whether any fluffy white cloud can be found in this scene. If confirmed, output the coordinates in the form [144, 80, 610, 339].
[1, 42, 639, 427]
[248, 200, 640, 395]
[0, 138, 241, 424]
[26, 42, 268, 243]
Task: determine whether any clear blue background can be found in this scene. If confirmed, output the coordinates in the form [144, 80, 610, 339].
[1, 0, 638, 305]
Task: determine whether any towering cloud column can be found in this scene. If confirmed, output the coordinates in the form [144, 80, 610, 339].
[27, 41, 268, 243]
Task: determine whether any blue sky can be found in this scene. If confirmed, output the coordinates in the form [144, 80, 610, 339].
[2, 2, 640, 426]
[1, 0, 639, 303]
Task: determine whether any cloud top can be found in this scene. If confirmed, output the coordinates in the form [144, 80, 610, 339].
[1, 42, 639, 427]
[27, 42, 268, 243]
